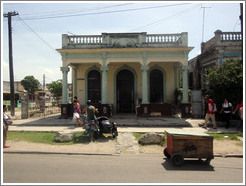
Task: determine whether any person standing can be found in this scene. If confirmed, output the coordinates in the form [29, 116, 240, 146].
[86, 100, 98, 122]
[233, 101, 243, 131]
[81, 105, 88, 126]
[220, 98, 233, 129]
[3, 105, 13, 148]
[203, 98, 217, 129]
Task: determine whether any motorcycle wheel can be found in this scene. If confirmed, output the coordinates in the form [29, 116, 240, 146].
[112, 129, 118, 139]
[89, 130, 95, 142]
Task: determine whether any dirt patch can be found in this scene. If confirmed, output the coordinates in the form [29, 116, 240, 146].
[213, 140, 243, 156]
[4, 140, 116, 154]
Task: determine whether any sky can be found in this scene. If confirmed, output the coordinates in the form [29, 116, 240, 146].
[1, 1, 243, 85]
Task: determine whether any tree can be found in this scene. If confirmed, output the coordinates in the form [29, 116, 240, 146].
[47, 80, 62, 104]
[203, 59, 243, 105]
[21, 75, 40, 94]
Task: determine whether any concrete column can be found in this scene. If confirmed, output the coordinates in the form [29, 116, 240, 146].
[174, 64, 180, 89]
[181, 65, 190, 103]
[60, 66, 70, 104]
[101, 52, 108, 104]
[141, 52, 149, 104]
[73, 67, 77, 97]
[21, 93, 28, 119]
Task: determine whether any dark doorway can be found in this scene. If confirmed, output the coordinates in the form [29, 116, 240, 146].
[87, 70, 101, 104]
[116, 69, 134, 113]
[150, 69, 163, 103]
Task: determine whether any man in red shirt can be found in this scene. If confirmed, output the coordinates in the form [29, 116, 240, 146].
[203, 98, 217, 129]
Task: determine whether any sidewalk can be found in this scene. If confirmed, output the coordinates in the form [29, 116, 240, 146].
[9, 113, 239, 133]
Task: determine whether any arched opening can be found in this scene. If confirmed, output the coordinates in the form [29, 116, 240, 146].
[116, 69, 134, 113]
[87, 70, 101, 103]
[150, 69, 163, 103]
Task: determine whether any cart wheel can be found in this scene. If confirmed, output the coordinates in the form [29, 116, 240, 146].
[163, 148, 170, 158]
[171, 153, 184, 166]
[204, 158, 212, 165]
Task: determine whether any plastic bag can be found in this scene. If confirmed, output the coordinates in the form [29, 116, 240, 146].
[73, 113, 79, 119]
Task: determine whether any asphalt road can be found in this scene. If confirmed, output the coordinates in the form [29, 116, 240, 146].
[3, 153, 244, 184]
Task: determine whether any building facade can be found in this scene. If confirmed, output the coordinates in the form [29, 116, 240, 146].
[188, 30, 242, 117]
[57, 32, 193, 116]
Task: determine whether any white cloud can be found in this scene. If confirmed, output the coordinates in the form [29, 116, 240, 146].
[2, 60, 10, 81]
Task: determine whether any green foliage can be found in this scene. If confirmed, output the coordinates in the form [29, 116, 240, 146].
[47, 80, 62, 101]
[203, 59, 243, 104]
[8, 131, 57, 145]
[8, 131, 91, 145]
[206, 132, 243, 141]
[21, 75, 40, 93]
[174, 88, 192, 105]
[133, 132, 145, 141]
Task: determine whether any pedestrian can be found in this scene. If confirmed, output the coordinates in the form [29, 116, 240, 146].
[3, 105, 13, 148]
[73, 100, 84, 128]
[86, 100, 99, 129]
[81, 105, 88, 126]
[233, 100, 243, 115]
[233, 101, 243, 131]
[220, 98, 233, 129]
[86, 100, 98, 121]
[202, 98, 217, 129]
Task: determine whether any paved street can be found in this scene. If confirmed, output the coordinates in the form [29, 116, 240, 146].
[3, 153, 243, 184]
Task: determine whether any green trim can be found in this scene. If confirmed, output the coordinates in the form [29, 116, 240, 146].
[73, 68, 77, 97]
[174, 64, 180, 89]
[65, 52, 185, 60]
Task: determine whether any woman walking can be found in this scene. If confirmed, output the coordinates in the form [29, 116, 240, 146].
[220, 98, 233, 129]
[3, 105, 13, 148]
[73, 100, 84, 128]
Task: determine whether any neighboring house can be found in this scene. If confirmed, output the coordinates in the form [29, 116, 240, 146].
[57, 32, 193, 116]
[3, 81, 25, 107]
[3, 81, 54, 107]
[188, 30, 242, 117]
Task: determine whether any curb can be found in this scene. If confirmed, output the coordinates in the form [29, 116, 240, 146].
[224, 154, 244, 158]
[214, 154, 243, 158]
[3, 151, 243, 158]
[3, 151, 117, 156]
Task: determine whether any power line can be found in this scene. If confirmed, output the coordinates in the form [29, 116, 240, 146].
[130, 3, 202, 31]
[20, 3, 134, 17]
[17, 16, 59, 54]
[19, 3, 191, 21]
[233, 19, 240, 31]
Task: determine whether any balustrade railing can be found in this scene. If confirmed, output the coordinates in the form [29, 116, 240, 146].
[220, 32, 242, 41]
[64, 33, 185, 48]
[146, 34, 181, 43]
[68, 35, 102, 44]
[202, 31, 242, 52]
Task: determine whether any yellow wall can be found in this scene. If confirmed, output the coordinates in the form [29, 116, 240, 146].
[74, 62, 176, 105]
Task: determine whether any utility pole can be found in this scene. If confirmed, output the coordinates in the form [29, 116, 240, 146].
[43, 74, 45, 93]
[4, 11, 19, 116]
[201, 6, 211, 42]
[43, 74, 46, 117]
[240, 3, 243, 62]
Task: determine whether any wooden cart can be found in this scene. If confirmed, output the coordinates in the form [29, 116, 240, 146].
[164, 130, 214, 166]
